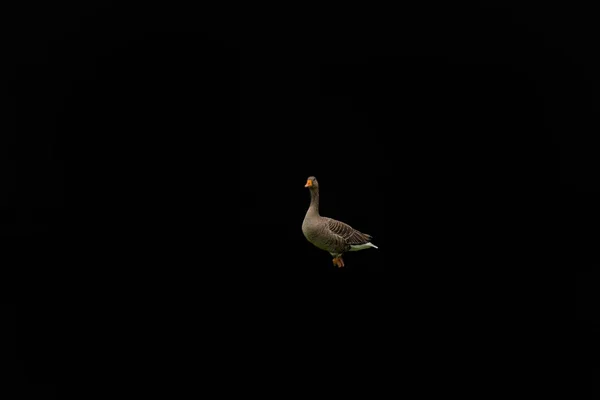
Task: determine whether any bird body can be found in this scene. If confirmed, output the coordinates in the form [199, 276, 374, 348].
[302, 176, 378, 267]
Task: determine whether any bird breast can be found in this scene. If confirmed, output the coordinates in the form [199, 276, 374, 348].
[302, 219, 321, 242]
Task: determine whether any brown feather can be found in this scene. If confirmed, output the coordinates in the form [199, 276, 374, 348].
[325, 218, 372, 245]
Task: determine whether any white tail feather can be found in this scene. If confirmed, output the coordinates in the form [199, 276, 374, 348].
[349, 242, 378, 251]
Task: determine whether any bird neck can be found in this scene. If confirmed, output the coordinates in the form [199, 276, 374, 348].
[307, 187, 320, 216]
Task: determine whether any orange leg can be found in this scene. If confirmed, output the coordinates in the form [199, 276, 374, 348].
[332, 256, 345, 268]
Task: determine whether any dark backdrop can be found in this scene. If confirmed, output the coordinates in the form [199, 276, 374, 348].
[3, 2, 598, 397]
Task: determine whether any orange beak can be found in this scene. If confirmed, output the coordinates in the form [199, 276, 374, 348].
[304, 179, 312, 187]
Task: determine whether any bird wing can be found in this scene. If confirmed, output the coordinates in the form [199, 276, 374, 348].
[326, 218, 372, 245]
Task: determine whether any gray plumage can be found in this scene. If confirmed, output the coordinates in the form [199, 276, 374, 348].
[302, 176, 377, 267]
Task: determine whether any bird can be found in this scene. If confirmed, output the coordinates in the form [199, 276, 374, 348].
[301, 176, 378, 268]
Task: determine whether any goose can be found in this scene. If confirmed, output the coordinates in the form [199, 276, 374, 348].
[301, 176, 378, 267]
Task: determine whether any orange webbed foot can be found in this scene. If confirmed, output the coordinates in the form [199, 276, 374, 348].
[332, 256, 345, 268]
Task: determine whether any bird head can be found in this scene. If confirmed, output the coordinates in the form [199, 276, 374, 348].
[304, 176, 318, 188]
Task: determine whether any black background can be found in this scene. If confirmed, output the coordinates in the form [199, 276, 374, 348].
[3, 2, 598, 397]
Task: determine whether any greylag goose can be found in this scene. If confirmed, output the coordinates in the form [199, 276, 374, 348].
[302, 176, 378, 268]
